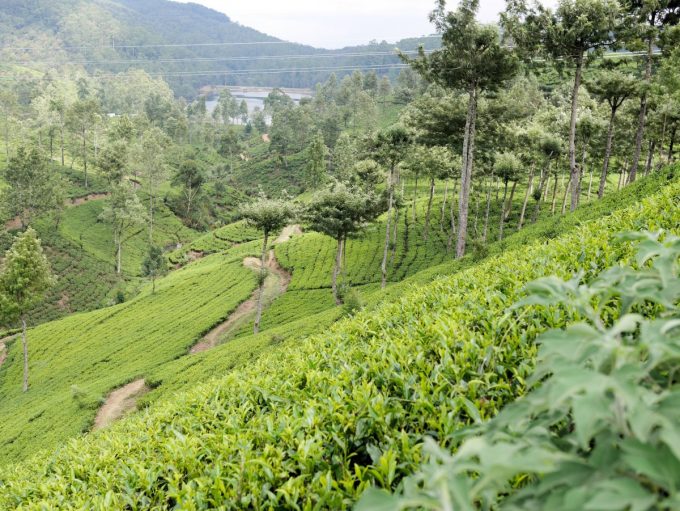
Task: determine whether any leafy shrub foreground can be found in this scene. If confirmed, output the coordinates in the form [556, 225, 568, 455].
[0, 182, 678, 509]
[360, 231, 680, 510]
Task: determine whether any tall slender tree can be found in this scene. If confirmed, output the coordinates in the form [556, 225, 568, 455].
[240, 196, 295, 334]
[585, 69, 638, 198]
[407, 0, 517, 258]
[0, 228, 54, 392]
[305, 184, 382, 304]
[374, 127, 410, 288]
[504, 0, 619, 211]
[623, 0, 680, 183]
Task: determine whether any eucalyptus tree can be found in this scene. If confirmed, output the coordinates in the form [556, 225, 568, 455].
[132, 127, 170, 242]
[503, 0, 620, 211]
[172, 158, 205, 227]
[373, 126, 411, 289]
[407, 0, 518, 258]
[0, 228, 54, 392]
[402, 89, 468, 222]
[1, 147, 64, 229]
[623, 0, 680, 183]
[305, 131, 328, 190]
[304, 183, 382, 304]
[142, 245, 167, 295]
[532, 133, 563, 223]
[241, 196, 296, 333]
[217, 127, 244, 175]
[494, 151, 522, 241]
[332, 132, 358, 182]
[97, 141, 128, 184]
[585, 68, 638, 198]
[67, 98, 101, 188]
[405, 145, 456, 241]
[99, 182, 147, 275]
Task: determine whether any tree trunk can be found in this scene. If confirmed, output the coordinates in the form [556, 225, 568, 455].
[551, 171, 559, 215]
[381, 167, 395, 289]
[22, 317, 29, 393]
[518, 164, 535, 231]
[498, 179, 509, 241]
[82, 127, 88, 188]
[149, 193, 155, 243]
[645, 139, 655, 177]
[390, 204, 399, 268]
[254, 232, 269, 333]
[568, 54, 584, 212]
[116, 232, 122, 275]
[472, 183, 481, 238]
[629, 33, 654, 184]
[412, 173, 419, 222]
[4, 117, 9, 167]
[60, 119, 65, 167]
[423, 177, 435, 241]
[456, 86, 477, 259]
[669, 126, 677, 162]
[332, 236, 345, 305]
[440, 179, 449, 229]
[504, 181, 517, 221]
[576, 145, 586, 208]
[482, 174, 493, 243]
[561, 177, 571, 215]
[532, 163, 549, 224]
[599, 107, 618, 199]
[446, 180, 458, 253]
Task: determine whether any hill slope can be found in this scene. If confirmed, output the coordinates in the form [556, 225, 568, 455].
[0, 0, 438, 95]
[0, 171, 677, 509]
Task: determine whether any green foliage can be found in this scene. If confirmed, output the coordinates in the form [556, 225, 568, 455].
[304, 131, 329, 189]
[0, 228, 54, 324]
[304, 183, 382, 243]
[362, 231, 680, 510]
[0, 252, 258, 464]
[60, 198, 196, 276]
[141, 245, 167, 292]
[0, 175, 677, 509]
[240, 196, 296, 240]
[0, 147, 64, 227]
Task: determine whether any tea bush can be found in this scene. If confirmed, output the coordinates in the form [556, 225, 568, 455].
[0, 176, 677, 509]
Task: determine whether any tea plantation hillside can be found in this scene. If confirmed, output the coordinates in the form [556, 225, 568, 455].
[1, 173, 677, 509]
[0, 253, 258, 464]
[58, 198, 198, 276]
[142, 168, 678, 402]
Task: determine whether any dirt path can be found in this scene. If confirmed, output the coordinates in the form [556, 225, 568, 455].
[3, 192, 111, 231]
[0, 334, 17, 370]
[275, 224, 302, 244]
[190, 249, 292, 354]
[0, 342, 7, 370]
[93, 379, 149, 431]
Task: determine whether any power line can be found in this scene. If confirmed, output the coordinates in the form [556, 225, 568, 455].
[0, 35, 443, 53]
[0, 64, 411, 81]
[6, 50, 433, 67]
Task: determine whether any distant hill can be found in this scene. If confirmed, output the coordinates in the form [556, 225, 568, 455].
[0, 0, 440, 96]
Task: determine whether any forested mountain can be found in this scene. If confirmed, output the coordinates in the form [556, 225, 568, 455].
[0, 0, 439, 95]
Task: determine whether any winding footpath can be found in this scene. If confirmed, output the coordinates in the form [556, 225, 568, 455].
[93, 225, 300, 428]
[3, 192, 110, 231]
[93, 379, 149, 431]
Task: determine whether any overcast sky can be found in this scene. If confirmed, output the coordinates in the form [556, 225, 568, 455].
[175, 1, 546, 49]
